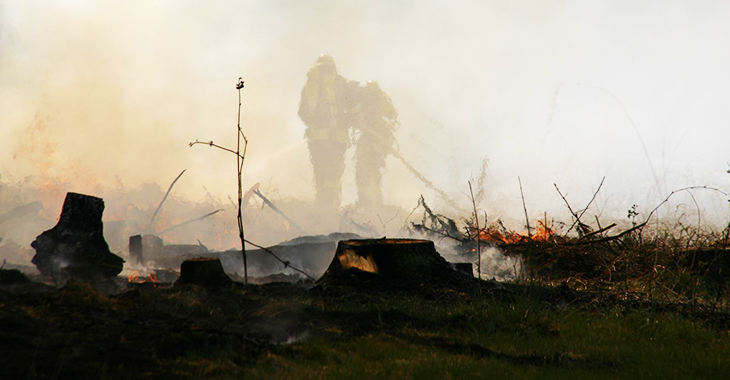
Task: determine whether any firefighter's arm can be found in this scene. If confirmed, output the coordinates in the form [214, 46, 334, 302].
[299, 77, 320, 122]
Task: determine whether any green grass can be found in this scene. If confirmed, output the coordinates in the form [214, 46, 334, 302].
[235, 287, 730, 380]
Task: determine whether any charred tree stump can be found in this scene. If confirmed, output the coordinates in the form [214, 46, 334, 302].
[317, 239, 469, 285]
[129, 235, 143, 265]
[31, 192, 124, 280]
[175, 258, 233, 287]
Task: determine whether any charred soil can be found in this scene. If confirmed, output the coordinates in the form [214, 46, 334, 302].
[1, 274, 729, 379]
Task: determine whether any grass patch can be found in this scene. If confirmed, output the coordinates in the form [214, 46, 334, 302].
[1, 274, 729, 378]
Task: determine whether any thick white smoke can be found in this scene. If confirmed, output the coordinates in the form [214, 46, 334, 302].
[1, 1, 730, 268]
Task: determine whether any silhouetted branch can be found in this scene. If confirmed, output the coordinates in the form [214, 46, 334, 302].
[243, 238, 315, 281]
[189, 140, 244, 159]
[159, 209, 224, 234]
[642, 186, 728, 228]
[148, 169, 186, 231]
[190, 77, 250, 284]
[469, 180, 481, 279]
[518, 176, 531, 238]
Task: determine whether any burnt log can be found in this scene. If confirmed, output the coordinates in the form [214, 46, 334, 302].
[31, 192, 124, 280]
[317, 238, 470, 285]
[176, 257, 233, 287]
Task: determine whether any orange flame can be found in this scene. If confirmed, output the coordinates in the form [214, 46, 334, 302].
[128, 270, 140, 283]
[128, 270, 159, 285]
[479, 220, 554, 244]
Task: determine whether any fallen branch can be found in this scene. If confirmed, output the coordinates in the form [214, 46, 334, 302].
[252, 189, 307, 234]
[579, 223, 617, 240]
[563, 222, 646, 246]
[148, 169, 186, 231]
[158, 209, 224, 235]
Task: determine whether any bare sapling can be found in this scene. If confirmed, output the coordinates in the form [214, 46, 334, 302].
[190, 79, 314, 284]
[190, 78, 249, 284]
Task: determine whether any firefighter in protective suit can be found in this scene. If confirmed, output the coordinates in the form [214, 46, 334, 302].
[298, 55, 359, 213]
[353, 81, 398, 208]
[299, 56, 397, 214]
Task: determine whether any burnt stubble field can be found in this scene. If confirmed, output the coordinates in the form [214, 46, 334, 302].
[2, 236, 730, 380]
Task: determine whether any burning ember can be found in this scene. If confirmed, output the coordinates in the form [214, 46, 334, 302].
[127, 270, 159, 285]
[479, 220, 554, 244]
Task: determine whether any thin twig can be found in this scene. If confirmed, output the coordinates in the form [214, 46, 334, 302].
[579, 223, 617, 240]
[392, 150, 464, 212]
[411, 223, 466, 243]
[236, 78, 248, 285]
[469, 181, 481, 279]
[518, 176, 531, 238]
[148, 169, 186, 231]
[396, 197, 422, 236]
[252, 189, 307, 234]
[685, 190, 702, 245]
[243, 239, 316, 281]
[553, 183, 585, 235]
[642, 186, 728, 228]
[576, 176, 605, 223]
[188, 140, 245, 159]
[158, 209, 224, 234]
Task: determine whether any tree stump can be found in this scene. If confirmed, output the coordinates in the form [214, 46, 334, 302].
[128, 235, 143, 265]
[176, 258, 233, 287]
[31, 192, 124, 280]
[317, 239, 460, 284]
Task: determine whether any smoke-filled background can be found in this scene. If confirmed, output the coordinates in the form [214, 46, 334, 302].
[2, 0, 730, 264]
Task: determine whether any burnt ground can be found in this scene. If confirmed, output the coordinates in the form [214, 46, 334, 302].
[0, 278, 317, 379]
[1, 274, 729, 379]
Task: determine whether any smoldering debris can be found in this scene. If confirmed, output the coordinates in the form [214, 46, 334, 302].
[123, 231, 362, 283]
[480, 246, 522, 281]
[219, 232, 363, 281]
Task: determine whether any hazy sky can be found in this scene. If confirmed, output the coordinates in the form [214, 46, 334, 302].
[2, 0, 729, 229]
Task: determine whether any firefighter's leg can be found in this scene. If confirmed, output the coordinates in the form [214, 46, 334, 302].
[354, 134, 387, 208]
[308, 139, 347, 212]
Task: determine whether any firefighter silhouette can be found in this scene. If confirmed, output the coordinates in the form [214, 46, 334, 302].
[353, 80, 398, 208]
[298, 55, 397, 213]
